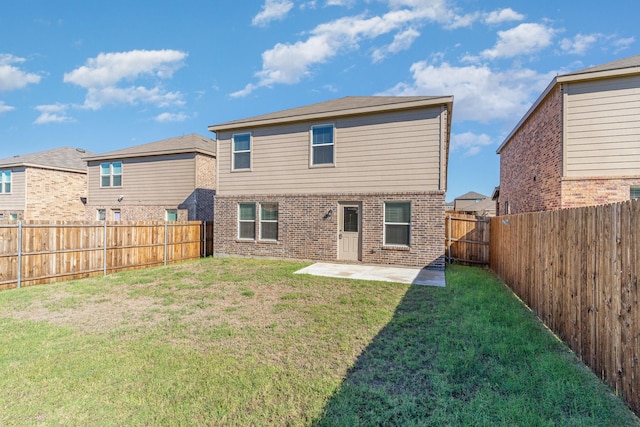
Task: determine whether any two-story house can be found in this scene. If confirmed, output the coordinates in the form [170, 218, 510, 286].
[83, 134, 216, 221]
[208, 96, 453, 268]
[496, 54, 640, 215]
[0, 146, 93, 221]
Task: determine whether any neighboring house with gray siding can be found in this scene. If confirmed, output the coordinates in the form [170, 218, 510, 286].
[0, 146, 92, 221]
[83, 134, 216, 221]
[208, 96, 453, 268]
[497, 54, 640, 215]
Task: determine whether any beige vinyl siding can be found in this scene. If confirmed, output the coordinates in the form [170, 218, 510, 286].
[217, 108, 444, 195]
[565, 75, 640, 177]
[0, 167, 26, 210]
[87, 154, 197, 205]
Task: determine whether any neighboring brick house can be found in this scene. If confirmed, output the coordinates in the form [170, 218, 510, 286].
[208, 96, 453, 269]
[496, 54, 640, 215]
[450, 191, 496, 216]
[83, 134, 216, 221]
[0, 146, 93, 221]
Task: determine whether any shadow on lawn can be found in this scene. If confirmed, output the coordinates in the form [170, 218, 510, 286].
[312, 283, 443, 426]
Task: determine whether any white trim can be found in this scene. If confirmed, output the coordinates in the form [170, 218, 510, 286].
[383, 201, 411, 247]
[232, 132, 252, 172]
[309, 123, 336, 167]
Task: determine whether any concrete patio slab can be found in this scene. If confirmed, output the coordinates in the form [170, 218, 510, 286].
[294, 262, 446, 287]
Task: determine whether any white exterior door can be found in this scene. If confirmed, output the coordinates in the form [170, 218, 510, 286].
[338, 203, 361, 261]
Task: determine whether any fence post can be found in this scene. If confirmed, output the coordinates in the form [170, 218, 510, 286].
[17, 221, 23, 289]
[164, 222, 168, 266]
[447, 214, 451, 264]
[203, 221, 207, 258]
[103, 221, 107, 276]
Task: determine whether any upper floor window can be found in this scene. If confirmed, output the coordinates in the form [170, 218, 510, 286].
[311, 124, 334, 166]
[631, 186, 640, 200]
[100, 162, 122, 187]
[233, 133, 251, 170]
[1, 170, 11, 193]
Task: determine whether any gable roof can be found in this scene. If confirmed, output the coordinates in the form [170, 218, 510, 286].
[208, 96, 453, 132]
[454, 191, 488, 201]
[497, 54, 640, 154]
[0, 146, 94, 173]
[83, 133, 216, 161]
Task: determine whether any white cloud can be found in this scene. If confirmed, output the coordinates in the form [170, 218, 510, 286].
[232, 0, 472, 97]
[154, 112, 189, 122]
[63, 50, 187, 110]
[372, 27, 420, 62]
[252, 0, 294, 26]
[559, 33, 600, 55]
[451, 132, 494, 156]
[0, 54, 41, 91]
[481, 23, 556, 59]
[484, 8, 525, 25]
[0, 101, 15, 114]
[381, 60, 554, 123]
[613, 36, 635, 53]
[34, 104, 74, 124]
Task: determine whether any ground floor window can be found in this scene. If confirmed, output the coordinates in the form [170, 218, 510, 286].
[631, 186, 640, 200]
[97, 209, 106, 221]
[238, 203, 256, 239]
[165, 209, 177, 222]
[384, 201, 411, 246]
[112, 209, 121, 221]
[260, 202, 278, 240]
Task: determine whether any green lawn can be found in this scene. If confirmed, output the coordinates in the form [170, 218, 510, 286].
[0, 258, 637, 426]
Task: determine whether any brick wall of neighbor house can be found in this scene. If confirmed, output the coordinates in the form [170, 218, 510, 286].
[25, 167, 87, 220]
[83, 205, 189, 221]
[214, 192, 446, 269]
[0, 211, 24, 220]
[562, 177, 640, 208]
[499, 85, 563, 215]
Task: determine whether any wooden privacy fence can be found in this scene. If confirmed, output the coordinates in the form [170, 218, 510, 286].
[445, 213, 490, 266]
[490, 200, 640, 416]
[0, 220, 214, 291]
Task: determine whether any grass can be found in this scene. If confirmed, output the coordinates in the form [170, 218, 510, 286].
[0, 258, 637, 426]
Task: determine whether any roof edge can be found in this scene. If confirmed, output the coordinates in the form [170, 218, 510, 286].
[209, 96, 454, 132]
[83, 147, 216, 162]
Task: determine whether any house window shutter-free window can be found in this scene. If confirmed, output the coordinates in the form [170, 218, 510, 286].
[260, 203, 278, 240]
[384, 201, 411, 246]
[100, 162, 122, 187]
[311, 125, 334, 165]
[1, 170, 11, 193]
[233, 133, 251, 170]
[631, 187, 640, 200]
[238, 203, 256, 239]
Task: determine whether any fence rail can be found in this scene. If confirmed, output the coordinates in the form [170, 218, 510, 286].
[490, 200, 640, 417]
[0, 220, 213, 291]
[445, 213, 490, 266]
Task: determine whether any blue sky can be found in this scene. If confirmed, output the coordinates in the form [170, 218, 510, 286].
[0, 0, 636, 201]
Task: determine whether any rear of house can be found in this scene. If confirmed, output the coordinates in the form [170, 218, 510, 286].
[0, 147, 91, 221]
[83, 134, 216, 221]
[497, 54, 640, 215]
[208, 96, 452, 268]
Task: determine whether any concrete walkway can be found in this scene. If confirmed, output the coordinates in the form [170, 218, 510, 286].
[294, 262, 446, 287]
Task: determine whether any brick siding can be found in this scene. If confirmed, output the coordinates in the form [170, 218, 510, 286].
[498, 85, 563, 214]
[562, 177, 640, 208]
[83, 205, 189, 221]
[213, 192, 445, 269]
[25, 167, 87, 220]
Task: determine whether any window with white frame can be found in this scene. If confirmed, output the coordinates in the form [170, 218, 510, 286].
[165, 209, 177, 222]
[97, 209, 106, 221]
[1, 170, 11, 193]
[232, 133, 251, 170]
[9, 213, 17, 221]
[260, 203, 278, 240]
[310, 124, 334, 166]
[384, 201, 411, 246]
[238, 203, 256, 239]
[112, 209, 121, 221]
[100, 162, 122, 187]
[631, 187, 640, 200]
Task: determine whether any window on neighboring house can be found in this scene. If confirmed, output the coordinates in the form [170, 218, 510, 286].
[100, 162, 122, 187]
[112, 209, 121, 221]
[504, 201, 510, 215]
[311, 124, 334, 166]
[165, 209, 178, 222]
[232, 133, 251, 170]
[238, 203, 256, 239]
[631, 187, 640, 200]
[384, 201, 411, 246]
[9, 213, 17, 221]
[1, 170, 11, 193]
[260, 203, 278, 240]
[97, 209, 106, 221]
